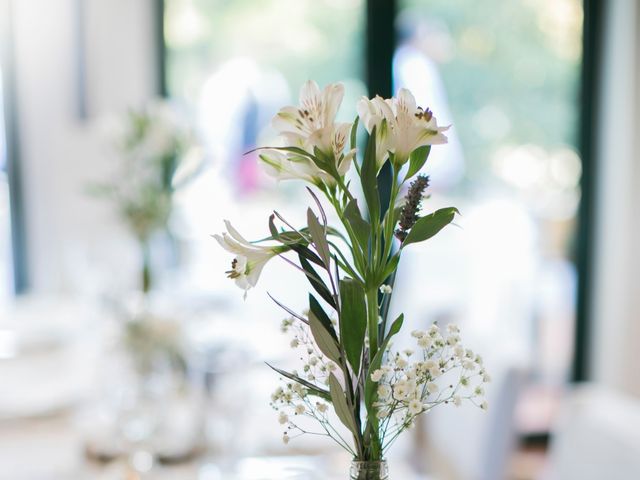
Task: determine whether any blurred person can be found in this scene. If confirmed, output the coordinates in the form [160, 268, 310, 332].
[394, 12, 465, 190]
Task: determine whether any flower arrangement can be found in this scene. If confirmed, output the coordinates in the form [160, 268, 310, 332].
[215, 81, 488, 476]
[94, 100, 200, 292]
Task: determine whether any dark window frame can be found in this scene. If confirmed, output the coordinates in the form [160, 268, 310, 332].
[572, 0, 604, 382]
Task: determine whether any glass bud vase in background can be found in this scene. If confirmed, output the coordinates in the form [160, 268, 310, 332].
[350, 460, 389, 480]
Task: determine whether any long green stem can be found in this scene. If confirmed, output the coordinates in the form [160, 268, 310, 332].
[366, 287, 379, 360]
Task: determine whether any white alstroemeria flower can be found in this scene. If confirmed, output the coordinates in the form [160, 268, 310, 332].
[214, 220, 281, 294]
[357, 88, 449, 168]
[273, 81, 344, 154]
[269, 81, 355, 184]
[259, 149, 331, 185]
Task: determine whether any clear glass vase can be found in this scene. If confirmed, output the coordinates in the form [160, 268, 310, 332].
[350, 460, 389, 480]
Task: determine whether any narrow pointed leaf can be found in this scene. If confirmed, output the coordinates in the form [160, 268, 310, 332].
[309, 311, 341, 364]
[267, 363, 331, 401]
[307, 208, 331, 269]
[298, 253, 336, 308]
[344, 199, 370, 249]
[361, 126, 380, 222]
[309, 294, 338, 341]
[267, 293, 308, 325]
[328, 373, 358, 436]
[339, 278, 367, 372]
[350, 116, 359, 151]
[290, 244, 324, 267]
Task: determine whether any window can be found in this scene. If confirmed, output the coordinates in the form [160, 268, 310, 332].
[392, 0, 583, 434]
[164, 0, 366, 304]
[0, 62, 14, 300]
[163, 0, 584, 439]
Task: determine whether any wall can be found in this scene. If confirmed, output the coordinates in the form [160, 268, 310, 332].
[591, 0, 640, 396]
[11, 0, 158, 294]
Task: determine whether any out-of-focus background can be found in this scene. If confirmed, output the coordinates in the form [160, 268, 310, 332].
[0, 0, 639, 479]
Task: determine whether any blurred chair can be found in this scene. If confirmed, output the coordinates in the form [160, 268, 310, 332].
[544, 385, 640, 480]
[420, 363, 528, 480]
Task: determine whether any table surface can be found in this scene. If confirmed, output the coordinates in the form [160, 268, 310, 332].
[0, 413, 429, 480]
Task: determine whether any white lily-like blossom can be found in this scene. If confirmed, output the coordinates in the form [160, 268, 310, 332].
[213, 220, 281, 295]
[259, 149, 329, 185]
[357, 88, 449, 168]
[264, 81, 355, 185]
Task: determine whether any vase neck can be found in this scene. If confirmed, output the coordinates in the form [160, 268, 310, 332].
[350, 460, 389, 480]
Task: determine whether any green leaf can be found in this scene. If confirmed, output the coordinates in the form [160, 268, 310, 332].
[365, 314, 404, 410]
[309, 310, 342, 365]
[328, 373, 358, 436]
[379, 254, 400, 284]
[298, 253, 336, 308]
[267, 363, 331, 401]
[290, 244, 324, 267]
[268, 214, 280, 239]
[265, 215, 307, 245]
[344, 199, 370, 249]
[404, 145, 431, 180]
[349, 116, 359, 151]
[402, 207, 459, 247]
[339, 279, 367, 373]
[360, 126, 380, 223]
[268, 145, 317, 160]
[307, 208, 331, 268]
[309, 294, 338, 341]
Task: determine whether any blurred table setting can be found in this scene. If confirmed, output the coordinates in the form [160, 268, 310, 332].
[0, 294, 403, 480]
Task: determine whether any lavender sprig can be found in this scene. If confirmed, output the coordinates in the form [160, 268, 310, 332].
[395, 174, 430, 241]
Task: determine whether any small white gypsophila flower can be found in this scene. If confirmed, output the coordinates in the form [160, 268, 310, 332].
[294, 404, 305, 415]
[290, 338, 299, 348]
[370, 369, 384, 382]
[379, 284, 393, 294]
[316, 402, 328, 413]
[480, 400, 489, 411]
[428, 324, 440, 336]
[278, 412, 289, 425]
[283, 433, 290, 444]
[417, 336, 432, 349]
[447, 324, 460, 334]
[411, 330, 426, 339]
[376, 408, 389, 419]
[403, 349, 414, 357]
[447, 335, 460, 346]
[463, 360, 476, 371]
[377, 384, 392, 399]
[393, 382, 411, 400]
[408, 399, 423, 415]
[395, 356, 408, 369]
[426, 382, 438, 394]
